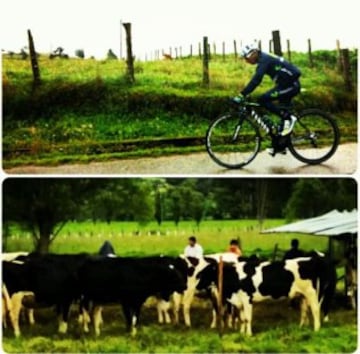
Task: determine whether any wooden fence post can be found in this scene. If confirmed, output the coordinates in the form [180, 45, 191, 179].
[27, 29, 41, 86]
[190, 44, 193, 58]
[286, 39, 291, 62]
[341, 49, 353, 91]
[213, 42, 217, 57]
[222, 42, 226, 61]
[272, 30, 282, 56]
[258, 40, 262, 51]
[336, 39, 343, 72]
[122, 22, 135, 83]
[198, 42, 202, 58]
[233, 40, 238, 59]
[269, 39, 273, 53]
[308, 38, 313, 67]
[202, 36, 210, 87]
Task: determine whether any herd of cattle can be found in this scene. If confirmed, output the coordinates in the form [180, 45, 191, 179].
[2, 247, 337, 338]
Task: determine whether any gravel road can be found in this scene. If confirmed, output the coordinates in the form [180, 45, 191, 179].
[4, 143, 357, 175]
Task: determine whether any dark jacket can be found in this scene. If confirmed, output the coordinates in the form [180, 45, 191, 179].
[242, 52, 301, 96]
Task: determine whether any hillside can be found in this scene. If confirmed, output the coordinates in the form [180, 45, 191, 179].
[2, 50, 357, 166]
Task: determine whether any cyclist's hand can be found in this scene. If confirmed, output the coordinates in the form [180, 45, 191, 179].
[232, 95, 246, 104]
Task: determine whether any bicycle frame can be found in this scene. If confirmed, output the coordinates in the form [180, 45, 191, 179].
[237, 102, 274, 136]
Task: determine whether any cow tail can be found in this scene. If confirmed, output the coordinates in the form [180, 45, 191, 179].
[2, 284, 12, 313]
[317, 277, 325, 307]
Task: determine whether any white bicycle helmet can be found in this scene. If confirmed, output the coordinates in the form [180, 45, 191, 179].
[240, 43, 258, 58]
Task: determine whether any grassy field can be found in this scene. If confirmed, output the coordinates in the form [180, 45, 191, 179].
[2, 220, 357, 353]
[2, 51, 357, 167]
[4, 219, 330, 257]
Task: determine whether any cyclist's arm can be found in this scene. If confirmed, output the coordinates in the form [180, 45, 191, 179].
[241, 63, 267, 96]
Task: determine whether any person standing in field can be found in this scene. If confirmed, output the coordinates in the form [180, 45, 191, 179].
[233, 43, 302, 155]
[283, 238, 305, 260]
[227, 239, 242, 256]
[98, 240, 116, 257]
[184, 236, 204, 259]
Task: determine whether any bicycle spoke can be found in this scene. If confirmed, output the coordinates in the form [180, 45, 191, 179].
[289, 109, 339, 164]
[206, 114, 261, 169]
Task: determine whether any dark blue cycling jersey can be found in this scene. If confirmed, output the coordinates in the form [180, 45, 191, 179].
[241, 52, 301, 96]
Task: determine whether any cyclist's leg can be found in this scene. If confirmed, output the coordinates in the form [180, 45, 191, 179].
[259, 81, 300, 118]
[258, 88, 282, 117]
[278, 81, 301, 117]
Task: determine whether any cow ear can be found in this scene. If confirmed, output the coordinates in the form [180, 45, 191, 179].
[187, 257, 199, 267]
[188, 267, 195, 277]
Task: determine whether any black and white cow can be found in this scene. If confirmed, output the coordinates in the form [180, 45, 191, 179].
[77, 256, 187, 336]
[2, 253, 89, 336]
[170, 253, 239, 327]
[197, 254, 336, 336]
[2, 252, 35, 336]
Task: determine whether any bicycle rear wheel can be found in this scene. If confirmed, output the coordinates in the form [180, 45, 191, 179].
[206, 113, 261, 169]
[288, 109, 340, 164]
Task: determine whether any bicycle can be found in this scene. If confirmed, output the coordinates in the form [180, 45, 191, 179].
[205, 99, 340, 169]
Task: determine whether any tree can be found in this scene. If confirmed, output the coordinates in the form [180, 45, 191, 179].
[152, 179, 169, 226]
[283, 179, 357, 220]
[3, 178, 98, 253]
[85, 179, 154, 225]
[256, 179, 268, 229]
[75, 49, 85, 59]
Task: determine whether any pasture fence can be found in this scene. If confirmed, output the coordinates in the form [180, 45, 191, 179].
[7, 29, 356, 92]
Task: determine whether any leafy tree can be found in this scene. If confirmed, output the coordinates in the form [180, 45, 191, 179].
[85, 179, 154, 224]
[75, 49, 85, 59]
[283, 179, 356, 220]
[152, 179, 169, 226]
[3, 178, 99, 253]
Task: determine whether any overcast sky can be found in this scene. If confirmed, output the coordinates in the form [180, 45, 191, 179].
[1, 0, 358, 59]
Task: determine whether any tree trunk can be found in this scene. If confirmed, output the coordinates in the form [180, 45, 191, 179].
[256, 180, 268, 230]
[35, 233, 51, 254]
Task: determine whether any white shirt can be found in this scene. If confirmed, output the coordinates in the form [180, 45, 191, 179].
[184, 244, 204, 259]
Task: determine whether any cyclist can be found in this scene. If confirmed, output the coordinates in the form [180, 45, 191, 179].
[234, 43, 301, 154]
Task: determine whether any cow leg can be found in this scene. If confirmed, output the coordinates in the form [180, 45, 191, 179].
[2, 285, 12, 329]
[131, 311, 138, 337]
[305, 291, 321, 331]
[2, 298, 7, 329]
[27, 309, 35, 325]
[182, 289, 195, 327]
[241, 300, 253, 336]
[157, 299, 171, 324]
[227, 304, 237, 329]
[172, 292, 181, 324]
[93, 306, 102, 336]
[79, 298, 91, 333]
[299, 297, 310, 327]
[58, 303, 70, 334]
[210, 286, 220, 329]
[10, 292, 23, 337]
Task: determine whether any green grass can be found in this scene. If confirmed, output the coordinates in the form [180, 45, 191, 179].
[2, 297, 357, 353]
[4, 219, 330, 257]
[2, 51, 357, 166]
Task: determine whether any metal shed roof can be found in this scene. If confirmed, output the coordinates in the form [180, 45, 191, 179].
[263, 209, 358, 236]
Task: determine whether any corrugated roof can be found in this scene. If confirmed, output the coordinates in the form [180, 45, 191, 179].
[263, 209, 358, 236]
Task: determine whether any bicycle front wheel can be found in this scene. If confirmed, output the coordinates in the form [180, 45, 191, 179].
[206, 113, 261, 169]
[288, 109, 340, 165]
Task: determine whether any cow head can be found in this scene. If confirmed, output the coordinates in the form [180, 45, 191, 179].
[195, 258, 218, 291]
